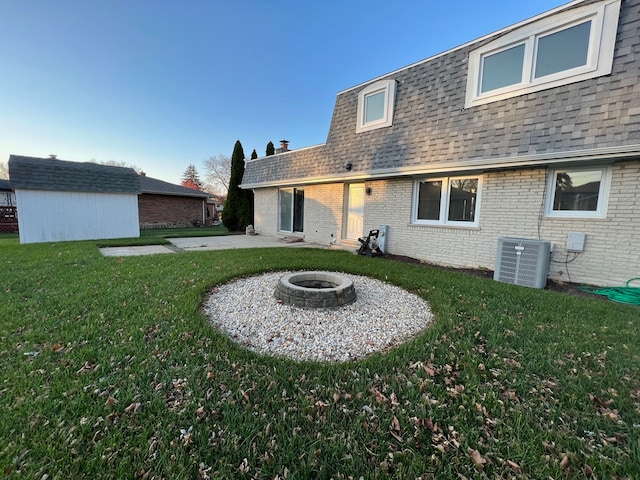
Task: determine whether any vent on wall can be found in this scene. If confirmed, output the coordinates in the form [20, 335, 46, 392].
[494, 238, 552, 289]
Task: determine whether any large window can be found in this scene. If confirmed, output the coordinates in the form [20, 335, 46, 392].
[546, 167, 611, 218]
[466, 0, 621, 107]
[356, 79, 397, 133]
[279, 187, 304, 232]
[413, 176, 482, 226]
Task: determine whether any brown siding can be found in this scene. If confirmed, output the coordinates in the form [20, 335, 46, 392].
[138, 194, 204, 228]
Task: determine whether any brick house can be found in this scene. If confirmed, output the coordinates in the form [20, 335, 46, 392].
[241, 0, 640, 287]
[138, 174, 210, 228]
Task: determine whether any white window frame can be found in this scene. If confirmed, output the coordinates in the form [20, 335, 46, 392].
[545, 166, 612, 218]
[356, 79, 397, 133]
[412, 175, 483, 227]
[465, 0, 621, 108]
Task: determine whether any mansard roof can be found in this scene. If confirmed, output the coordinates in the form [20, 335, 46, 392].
[242, 0, 640, 189]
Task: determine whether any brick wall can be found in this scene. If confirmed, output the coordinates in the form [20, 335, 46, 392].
[359, 163, 640, 287]
[253, 188, 278, 235]
[253, 161, 637, 287]
[302, 184, 345, 245]
[138, 194, 205, 228]
[253, 185, 345, 245]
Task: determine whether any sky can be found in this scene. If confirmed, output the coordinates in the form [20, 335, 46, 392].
[1, 0, 570, 185]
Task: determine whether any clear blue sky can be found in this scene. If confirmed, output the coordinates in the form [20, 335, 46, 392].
[1, 0, 568, 185]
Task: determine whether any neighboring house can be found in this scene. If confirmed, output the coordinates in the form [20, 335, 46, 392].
[0, 178, 18, 233]
[138, 174, 210, 228]
[8, 155, 140, 244]
[241, 0, 640, 287]
[207, 194, 226, 222]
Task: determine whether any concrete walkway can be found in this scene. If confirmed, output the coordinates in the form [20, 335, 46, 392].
[100, 234, 339, 257]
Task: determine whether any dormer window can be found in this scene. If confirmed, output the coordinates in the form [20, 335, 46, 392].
[466, 0, 621, 107]
[356, 79, 396, 133]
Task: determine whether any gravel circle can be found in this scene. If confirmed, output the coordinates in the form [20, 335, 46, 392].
[203, 271, 433, 362]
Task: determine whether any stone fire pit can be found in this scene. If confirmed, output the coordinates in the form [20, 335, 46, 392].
[274, 271, 356, 308]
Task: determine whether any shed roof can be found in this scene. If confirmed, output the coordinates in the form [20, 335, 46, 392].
[0, 179, 11, 191]
[8, 156, 140, 194]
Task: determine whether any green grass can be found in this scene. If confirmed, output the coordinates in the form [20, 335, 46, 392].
[0, 234, 638, 479]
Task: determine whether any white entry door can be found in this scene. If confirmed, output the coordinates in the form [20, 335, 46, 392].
[346, 183, 365, 241]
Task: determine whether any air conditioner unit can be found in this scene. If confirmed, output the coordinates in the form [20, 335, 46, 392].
[494, 237, 551, 289]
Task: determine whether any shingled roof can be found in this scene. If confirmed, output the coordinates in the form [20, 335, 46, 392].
[0, 179, 11, 191]
[139, 174, 209, 198]
[8, 155, 140, 194]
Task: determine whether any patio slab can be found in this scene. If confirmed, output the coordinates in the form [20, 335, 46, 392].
[167, 235, 322, 251]
[99, 245, 176, 256]
[99, 234, 348, 257]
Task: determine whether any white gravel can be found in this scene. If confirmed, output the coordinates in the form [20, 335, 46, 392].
[203, 271, 433, 362]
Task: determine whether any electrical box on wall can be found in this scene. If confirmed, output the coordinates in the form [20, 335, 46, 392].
[566, 232, 586, 252]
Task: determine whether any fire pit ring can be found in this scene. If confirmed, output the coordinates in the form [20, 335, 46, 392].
[275, 271, 356, 308]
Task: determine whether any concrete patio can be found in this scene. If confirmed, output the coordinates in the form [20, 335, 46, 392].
[99, 234, 339, 257]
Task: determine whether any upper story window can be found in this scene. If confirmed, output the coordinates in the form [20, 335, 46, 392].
[466, 0, 621, 107]
[412, 175, 482, 227]
[356, 79, 396, 133]
[545, 166, 611, 218]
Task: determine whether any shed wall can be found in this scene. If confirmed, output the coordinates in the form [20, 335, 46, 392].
[15, 190, 139, 244]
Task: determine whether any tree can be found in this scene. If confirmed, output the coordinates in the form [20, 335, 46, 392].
[91, 159, 142, 173]
[0, 161, 8, 179]
[203, 154, 231, 194]
[223, 140, 254, 231]
[251, 149, 258, 160]
[266, 141, 275, 156]
[181, 164, 202, 190]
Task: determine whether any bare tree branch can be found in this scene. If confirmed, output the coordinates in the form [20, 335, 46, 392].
[91, 159, 142, 173]
[203, 154, 231, 194]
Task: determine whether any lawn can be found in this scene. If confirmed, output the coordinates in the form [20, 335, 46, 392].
[0, 234, 638, 479]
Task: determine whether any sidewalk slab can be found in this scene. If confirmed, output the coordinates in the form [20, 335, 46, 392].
[168, 235, 322, 251]
[99, 235, 351, 257]
[99, 245, 175, 256]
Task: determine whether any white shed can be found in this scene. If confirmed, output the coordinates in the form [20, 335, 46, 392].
[8, 155, 140, 244]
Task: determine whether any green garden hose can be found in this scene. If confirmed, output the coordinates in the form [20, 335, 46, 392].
[579, 278, 640, 305]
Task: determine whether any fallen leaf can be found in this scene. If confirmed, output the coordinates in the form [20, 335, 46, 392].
[468, 448, 487, 469]
[124, 402, 141, 414]
[506, 459, 521, 471]
[589, 394, 613, 408]
[560, 454, 570, 469]
[542, 440, 555, 451]
[373, 389, 388, 403]
[196, 405, 206, 419]
[391, 415, 401, 432]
